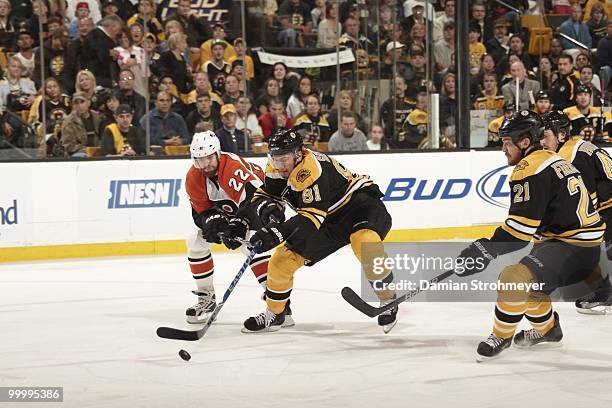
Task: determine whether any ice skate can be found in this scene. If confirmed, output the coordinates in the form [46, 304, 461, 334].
[575, 276, 612, 315]
[476, 333, 512, 362]
[377, 298, 398, 334]
[281, 299, 295, 328]
[185, 289, 216, 324]
[242, 308, 286, 333]
[514, 312, 563, 348]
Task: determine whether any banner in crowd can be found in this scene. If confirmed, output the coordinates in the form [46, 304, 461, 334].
[157, 0, 234, 22]
[256, 49, 356, 68]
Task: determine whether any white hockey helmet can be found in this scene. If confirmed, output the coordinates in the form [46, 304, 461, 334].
[190, 131, 221, 169]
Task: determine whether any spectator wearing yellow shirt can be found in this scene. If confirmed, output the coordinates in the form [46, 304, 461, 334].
[227, 38, 254, 80]
[469, 23, 486, 76]
[583, 0, 612, 22]
[473, 72, 505, 111]
[199, 23, 236, 65]
[127, 0, 164, 42]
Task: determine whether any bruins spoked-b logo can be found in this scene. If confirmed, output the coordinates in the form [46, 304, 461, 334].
[296, 168, 311, 183]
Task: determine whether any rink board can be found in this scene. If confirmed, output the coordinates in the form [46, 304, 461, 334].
[1, 149, 608, 261]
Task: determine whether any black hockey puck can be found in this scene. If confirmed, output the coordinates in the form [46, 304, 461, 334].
[178, 349, 191, 361]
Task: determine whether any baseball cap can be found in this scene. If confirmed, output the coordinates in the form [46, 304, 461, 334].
[116, 104, 134, 115]
[575, 85, 591, 95]
[494, 19, 508, 28]
[76, 2, 89, 10]
[220, 104, 237, 116]
[72, 91, 88, 102]
[211, 39, 227, 48]
[535, 90, 550, 101]
[102, 0, 119, 8]
[17, 28, 34, 39]
[386, 41, 405, 53]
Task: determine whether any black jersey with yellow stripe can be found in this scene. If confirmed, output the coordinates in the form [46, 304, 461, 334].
[253, 149, 378, 237]
[491, 149, 605, 253]
[563, 105, 604, 139]
[558, 137, 612, 218]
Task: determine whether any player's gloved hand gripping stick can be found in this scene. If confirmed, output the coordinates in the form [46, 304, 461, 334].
[156, 239, 261, 341]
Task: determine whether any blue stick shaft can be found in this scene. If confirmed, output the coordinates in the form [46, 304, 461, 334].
[221, 244, 260, 303]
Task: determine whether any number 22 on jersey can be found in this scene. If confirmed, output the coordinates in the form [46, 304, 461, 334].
[229, 169, 250, 192]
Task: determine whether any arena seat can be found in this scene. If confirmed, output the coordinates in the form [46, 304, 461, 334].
[521, 14, 546, 29]
[86, 147, 102, 157]
[251, 143, 269, 154]
[164, 145, 190, 156]
[528, 27, 553, 55]
[314, 141, 329, 152]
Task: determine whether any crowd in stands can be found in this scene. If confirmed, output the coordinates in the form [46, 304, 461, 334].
[0, 0, 611, 157]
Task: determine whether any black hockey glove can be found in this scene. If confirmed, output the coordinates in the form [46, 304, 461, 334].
[222, 217, 250, 250]
[201, 212, 229, 244]
[249, 223, 288, 253]
[255, 197, 285, 224]
[455, 238, 496, 276]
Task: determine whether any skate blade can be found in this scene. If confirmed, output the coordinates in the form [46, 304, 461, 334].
[513, 340, 563, 349]
[282, 315, 295, 328]
[576, 306, 611, 315]
[186, 312, 215, 324]
[475, 352, 506, 363]
[241, 325, 282, 334]
[381, 320, 397, 334]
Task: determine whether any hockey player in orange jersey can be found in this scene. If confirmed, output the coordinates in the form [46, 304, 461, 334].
[184, 131, 293, 326]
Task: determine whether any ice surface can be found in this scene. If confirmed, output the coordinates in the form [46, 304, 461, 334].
[1, 248, 611, 408]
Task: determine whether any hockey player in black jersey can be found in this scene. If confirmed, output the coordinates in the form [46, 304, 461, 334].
[455, 110, 605, 361]
[223, 129, 397, 333]
[540, 110, 612, 314]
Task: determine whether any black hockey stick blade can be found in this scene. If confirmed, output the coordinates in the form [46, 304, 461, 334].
[156, 301, 223, 341]
[342, 270, 455, 318]
[341, 287, 381, 317]
[156, 326, 204, 341]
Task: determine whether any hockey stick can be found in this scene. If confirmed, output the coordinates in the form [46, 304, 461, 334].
[341, 270, 454, 318]
[156, 243, 261, 341]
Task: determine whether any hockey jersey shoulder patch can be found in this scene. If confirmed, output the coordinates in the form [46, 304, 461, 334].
[557, 138, 581, 163]
[288, 150, 322, 191]
[511, 150, 560, 181]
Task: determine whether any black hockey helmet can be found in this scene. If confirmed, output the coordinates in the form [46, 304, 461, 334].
[268, 128, 303, 156]
[541, 110, 570, 137]
[499, 109, 543, 144]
